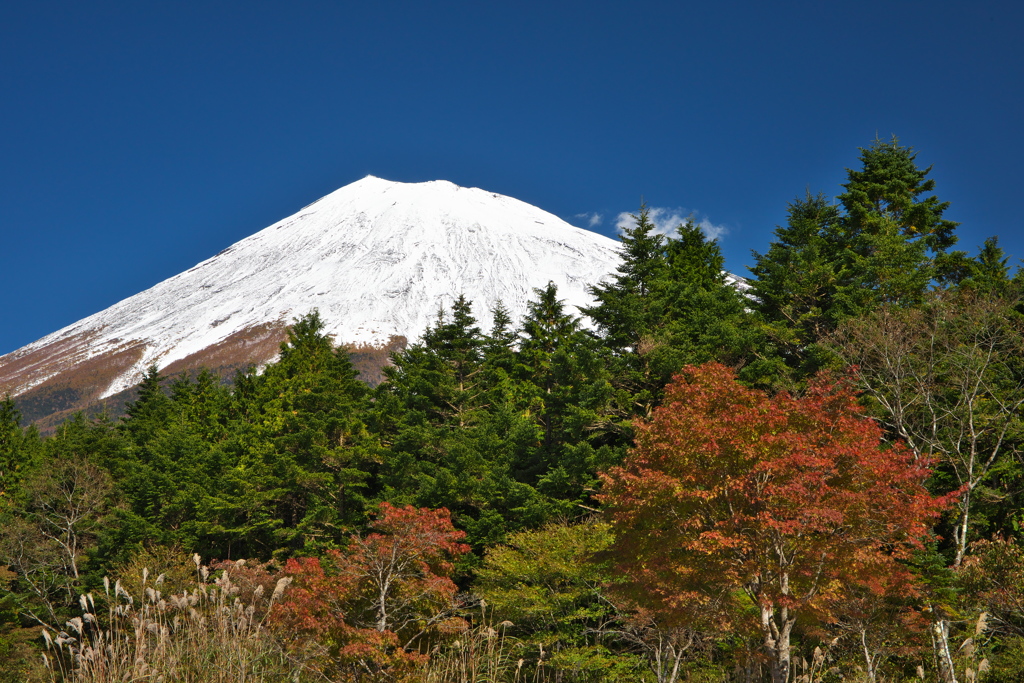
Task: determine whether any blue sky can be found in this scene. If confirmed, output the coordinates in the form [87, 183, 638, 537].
[2, 1, 1022, 355]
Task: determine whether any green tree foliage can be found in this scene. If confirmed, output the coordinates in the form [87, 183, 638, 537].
[475, 519, 656, 682]
[480, 301, 519, 380]
[121, 366, 173, 441]
[750, 137, 963, 386]
[373, 296, 486, 435]
[229, 310, 376, 555]
[372, 296, 520, 544]
[516, 283, 619, 513]
[0, 396, 41, 512]
[104, 311, 376, 562]
[584, 205, 666, 357]
[583, 208, 754, 419]
[477, 508, 714, 682]
[0, 562, 41, 683]
[477, 520, 616, 651]
[834, 136, 959, 310]
[749, 193, 843, 383]
[372, 293, 601, 548]
[958, 236, 1014, 294]
[101, 369, 231, 563]
[650, 220, 756, 385]
[839, 137, 958, 254]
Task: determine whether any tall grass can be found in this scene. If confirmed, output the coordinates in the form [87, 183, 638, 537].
[41, 560, 637, 682]
[422, 600, 553, 683]
[42, 558, 298, 683]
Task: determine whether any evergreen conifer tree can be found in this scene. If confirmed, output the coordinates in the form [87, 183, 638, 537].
[0, 397, 41, 511]
[749, 138, 962, 385]
[226, 310, 375, 556]
[581, 204, 666, 356]
[481, 302, 519, 378]
[518, 284, 619, 512]
[651, 219, 755, 383]
[749, 193, 844, 382]
[121, 366, 172, 440]
[585, 210, 754, 415]
[833, 136, 959, 314]
[372, 298, 516, 545]
[960, 236, 1014, 294]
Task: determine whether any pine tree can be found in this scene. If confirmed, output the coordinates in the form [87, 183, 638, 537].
[481, 301, 518, 378]
[651, 219, 755, 383]
[959, 236, 1014, 294]
[376, 296, 485, 434]
[839, 136, 958, 254]
[581, 204, 667, 356]
[520, 283, 585, 394]
[418, 295, 484, 428]
[372, 298, 513, 544]
[834, 136, 959, 313]
[227, 310, 375, 556]
[749, 193, 844, 382]
[102, 312, 379, 560]
[586, 209, 754, 416]
[0, 397, 41, 511]
[520, 285, 619, 512]
[121, 366, 171, 440]
[749, 138, 963, 386]
[517, 284, 591, 477]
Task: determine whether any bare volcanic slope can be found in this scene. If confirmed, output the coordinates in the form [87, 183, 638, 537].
[0, 176, 622, 424]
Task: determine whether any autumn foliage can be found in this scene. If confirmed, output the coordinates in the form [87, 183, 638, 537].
[272, 502, 470, 681]
[600, 363, 952, 683]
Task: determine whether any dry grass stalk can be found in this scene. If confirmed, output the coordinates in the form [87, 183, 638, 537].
[42, 560, 298, 683]
[421, 600, 544, 683]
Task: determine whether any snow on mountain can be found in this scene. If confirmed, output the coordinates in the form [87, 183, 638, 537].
[1, 176, 623, 406]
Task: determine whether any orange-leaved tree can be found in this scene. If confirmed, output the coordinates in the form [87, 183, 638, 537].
[273, 502, 470, 681]
[600, 363, 952, 683]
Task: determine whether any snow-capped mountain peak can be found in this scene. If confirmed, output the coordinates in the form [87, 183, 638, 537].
[0, 177, 622, 420]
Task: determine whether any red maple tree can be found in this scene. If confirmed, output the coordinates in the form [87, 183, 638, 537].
[599, 363, 952, 683]
[272, 502, 469, 681]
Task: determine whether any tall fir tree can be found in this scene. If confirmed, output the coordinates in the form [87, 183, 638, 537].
[518, 284, 619, 512]
[959, 236, 1014, 294]
[371, 297, 525, 546]
[833, 136, 959, 314]
[519, 284, 604, 475]
[0, 397, 41, 512]
[121, 365, 172, 440]
[227, 310, 376, 556]
[581, 204, 667, 357]
[749, 138, 962, 386]
[650, 219, 756, 386]
[749, 193, 844, 384]
[585, 210, 754, 417]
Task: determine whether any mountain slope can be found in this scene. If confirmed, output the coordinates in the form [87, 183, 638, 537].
[0, 176, 622, 422]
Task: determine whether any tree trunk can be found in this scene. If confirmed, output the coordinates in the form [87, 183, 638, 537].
[860, 628, 877, 683]
[762, 603, 794, 683]
[932, 619, 958, 683]
[954, 486, 972, 568]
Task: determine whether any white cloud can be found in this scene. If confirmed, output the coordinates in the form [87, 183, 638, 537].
[695, 217, 729, 241]
[574, 212, 604, 228]
[615, 206, 728, 241]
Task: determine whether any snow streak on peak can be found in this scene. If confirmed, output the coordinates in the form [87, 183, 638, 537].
[9, 177, 623, 398]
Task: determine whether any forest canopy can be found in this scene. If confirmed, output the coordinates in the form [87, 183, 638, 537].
[3, 137, 1024, 683]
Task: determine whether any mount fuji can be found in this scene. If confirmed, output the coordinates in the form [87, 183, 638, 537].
[0, 176, 623, 425]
